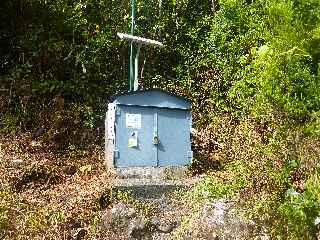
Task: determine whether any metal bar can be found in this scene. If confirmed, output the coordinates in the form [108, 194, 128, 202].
[130, 0, 136, 36]
[129, 0, 136, 91]
[129, 45, 134, 91]
[117, 33, 164, 47]
[134, 44, 142, 91]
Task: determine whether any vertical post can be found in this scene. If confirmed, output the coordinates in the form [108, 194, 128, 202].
[129, 0, 136, 91]
[134, 44, 142, 91]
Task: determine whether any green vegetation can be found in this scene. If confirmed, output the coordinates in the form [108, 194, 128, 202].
[1, 0, 320, 239]
[0, 187, 65, 238]
[111, 189, 155, 216]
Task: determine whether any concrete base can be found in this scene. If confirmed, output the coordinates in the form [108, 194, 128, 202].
[113, 166, 189, 180]
[109, 166, 194, 199]
[112, 178, 193, 199]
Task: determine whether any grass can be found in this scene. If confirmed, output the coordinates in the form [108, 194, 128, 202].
[0, 187, 66, 239]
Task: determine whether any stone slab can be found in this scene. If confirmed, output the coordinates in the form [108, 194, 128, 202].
[112, 166, 189, 180]
[109, 166, 199, 199]
[112, 178, 194, 199]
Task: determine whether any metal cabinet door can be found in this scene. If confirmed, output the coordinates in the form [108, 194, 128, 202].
[157, 109, 191, 166]
[115, 105, 157, 167]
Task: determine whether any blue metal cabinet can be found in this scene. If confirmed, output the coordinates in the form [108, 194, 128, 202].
[157, 108, 191, 166]
[115, 105, 156, 167]
[108, 89, 192, 168]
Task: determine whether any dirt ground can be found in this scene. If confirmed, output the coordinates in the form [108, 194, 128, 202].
[0, 133, 113, 239]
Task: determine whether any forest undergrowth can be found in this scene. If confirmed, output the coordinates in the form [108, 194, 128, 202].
[1, 0, 320, 238]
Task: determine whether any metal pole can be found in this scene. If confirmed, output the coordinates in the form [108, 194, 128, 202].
[129, 0, 136, 91]
[134, 44, 142, 91]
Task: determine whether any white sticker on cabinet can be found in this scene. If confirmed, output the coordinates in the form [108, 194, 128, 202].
[126, 113, 141, 129]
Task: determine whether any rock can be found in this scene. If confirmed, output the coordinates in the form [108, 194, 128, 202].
[30, 140, 42, 147]
[11, 158, 24, 167]
[98, 188, 113, 209]
[64, 217, 82, 229]
[32, 127, 45, 139]
[127, 217, 149, 239]
[74, 228, 87, 240]
[202, 199, 228, 226]
[152, 219, 178, 233]
[196, 199, 254, 239]
[101, 202, 136, 231]
[62, 165, 77, 176]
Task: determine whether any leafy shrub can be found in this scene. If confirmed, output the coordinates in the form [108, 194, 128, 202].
[0, 114, 19, 134]
[276, 188, 320, 239]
